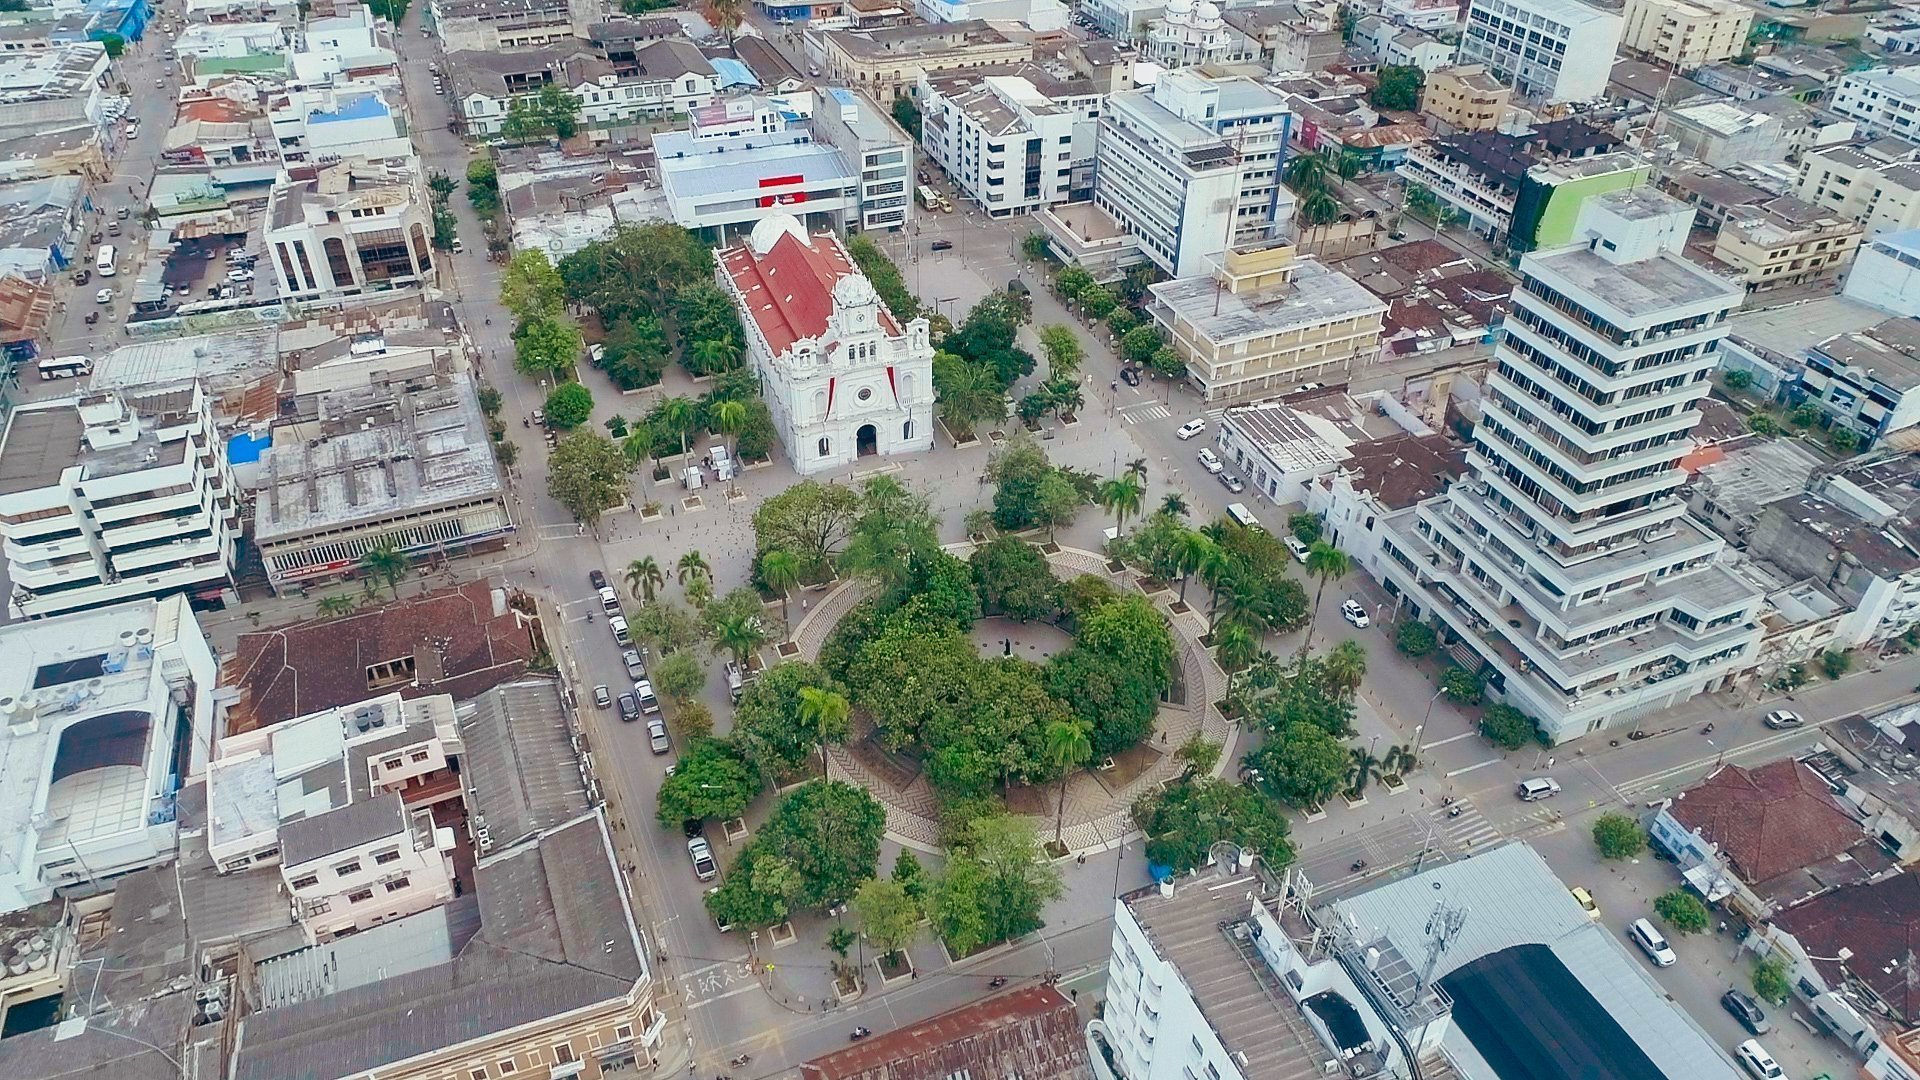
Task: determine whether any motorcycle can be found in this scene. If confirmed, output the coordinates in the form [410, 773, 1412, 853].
[850, 1027, 872, 1042]
[522, 418, 530, 428]
[1447, 805, 1465, 818]
[729, 1055, 751, 1068]
[1441, 795, 1454, 806]
[1350, 860, 1367, 872]
[585, 611, 593, 623]
[1701, 723, 1715, 735]
[988, 976, 1006, 988]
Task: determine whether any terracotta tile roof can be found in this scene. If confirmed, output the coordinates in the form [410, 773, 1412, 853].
[801, 986, 1091, 1080]
[220, 580, 539, 733]
[1774, 873, 1920, 1022]
[1339, 432, 1465, 510]
[718, 226, 897, 357]
[1669, 760, 1864, 885]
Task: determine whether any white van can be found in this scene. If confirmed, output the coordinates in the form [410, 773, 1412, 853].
[95, 244, 116, 276]
[1517, 777, 1561, 801]
[1629, 917, 1677, 967]
[1226, 503, 1261, 529]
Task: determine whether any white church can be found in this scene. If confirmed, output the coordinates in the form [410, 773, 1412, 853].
[717, 215, 935, 476]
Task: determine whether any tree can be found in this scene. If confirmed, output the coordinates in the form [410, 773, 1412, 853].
[513, 314, 583, 378]
[1133, 776, 1294, 874]
[1371, 65, 1424, 111]
[1748, 413, 1780, 436]
[1724, 369, 1755, 390]
[890, 94, 922, 138]
[933, 353, 1004, 439]
[500, 249, 565, 320]
[705, 844, 803, 931]
[760, 548, 802, 628]
[548, 433, 628, 531]
[1035, 471, 1081, 542]
[1830, 425, 1861, 453]
[1039, 324, 1083, 378]
[733, 662, 845, 779]
[892, 849, 927, 904]
[1055, 266, 1095, 301]
[1592, 813, 1646, 860]
[1044, 719, 1093, 846]
[1121, 325, 1162, 366]
[1346, 746, 1386, 799]
[1323, 639, 1367, 696]
[797, 686, 851, 781]
[970, 537, 1058, 622]
[1214, 619, 1259, 703]
[358, 541, 410, 600]
[100, 33, 126, 58]
[928, 814, 1062, 954]
[1790, 402, 1822, 428]
[1655, 889, 1711, 934]
[711, 608, 769, 672]
[1288, 513, 1323, 545]
[1284, 151, 1327, 194]
[651, 650, 706, 706]
[1479, 702, 1538, 750]
[1297, 190, 1342, 228]
[1097, 474, 1145, 536]
[1300, 542, 1352, 655]
[317, 593, 360, 617]
[600, 315, 670, 390]
[656, 738, 760, 826]
[1246, 721, 1349, 807]
[844, 235, 920, 322]
[1078, 285, 1117, 320]
[711, 398, 747, 496]
[1106, 306, 1140, 339]
[760, 780, 885, 908]
[626, 556, 665, 604]
[543, 382, 593, 429]
[1751, 955, 1791, 1005]
[1396, 619, 1437, 657]
[1822, 649, 1852, 679]
[1440, 666, 1483, 705]
[853, 877, 920, 961]
[631, 600, 706, 656]
[465, 158, 500, 217]
[753, 480, 861, 581]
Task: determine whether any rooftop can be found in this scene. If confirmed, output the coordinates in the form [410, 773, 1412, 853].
[457, 680, 591, 852]
[1221, 400, 1355, 475]
[824, 19, 1020, 61]
[1725, 295, 1887, 366]
[1151, 255, 1385, 345]
[279, 789, 404, 867]
[1525, 244, 1740, 322]
[800, 986, 1091, 1080]
[1773, 872, 1920, 1022]
[1335, 432, 1468, 509]
[0, 41, 106, 104]
[718, 216, 900, 358]
[1812, 318, 1920, 393]
[1667, 759, 1870, 887]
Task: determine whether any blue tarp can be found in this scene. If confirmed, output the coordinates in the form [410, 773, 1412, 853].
[226, 431, 270, 465]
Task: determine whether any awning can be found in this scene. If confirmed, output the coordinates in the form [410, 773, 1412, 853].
[1682, 862, 1735, 903]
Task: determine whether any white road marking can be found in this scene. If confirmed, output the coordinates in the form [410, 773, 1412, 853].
[1423, 730, 1479, 749]
[1445, 758, 1504, 778]
[686, 982, 763, 1010]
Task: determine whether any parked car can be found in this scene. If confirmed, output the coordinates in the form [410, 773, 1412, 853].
[95, 287, 113, 304]
[1175, 418, 1207, 440]
[1517, 777, 1561, 801]
[227, 268, 255, 283]
[592, 684, 612, 710]
[1196, 447, 1224, 474]
[724, 660, 747, 704]
[1340, 599, 1370, 628]
[609, 615, 631, 646]
[635, 679, 660, 715]
[1120, 366, 1141, 386]
[1283, 534, 1310, 562]
[931, 239, 953, 252]
[617, 692, 640, 722]
[622, 649, 647, 680]
[1628, 917, 1677, 967]
[589, 568, 607, 590]
[1218, 473, 1245, 493]
[1763, 710, 1803, 730]
[1722, 990, 1771, 1035]
[646, 716, 670, 754]
[687, 836, 718, 881]
[72, 269, 88, 286]
[1569, 886, 1600, 920]
[1734, 1040, 1784, 1080]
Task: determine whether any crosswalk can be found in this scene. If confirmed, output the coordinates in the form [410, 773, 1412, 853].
[1119, 403, 1171, 425]
[1429, 799, 1503, 854]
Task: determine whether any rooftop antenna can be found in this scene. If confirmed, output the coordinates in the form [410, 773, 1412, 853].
[1416, 899, 1468, 999]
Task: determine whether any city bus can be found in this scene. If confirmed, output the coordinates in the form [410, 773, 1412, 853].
[95, 244, 116, 277]
[915, 184, 939, 210]
[37, 355, 90, 380]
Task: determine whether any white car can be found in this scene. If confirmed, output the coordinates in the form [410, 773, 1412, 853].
[1175, 418, 1207, 440]
[94, 287, 113, 304]
[1284, 535, 1311, 563]
[1763, 709, 1803, 729]
[227, 268, 254, 283]
[687, 836, 718, 881]
[1196, 447, 1224, 474]
[1734, 1040, 1784, 1080]
[1340, 599, 1370, 628]
[124, 123, 139, 139]
[1628, 917, 1676, 967]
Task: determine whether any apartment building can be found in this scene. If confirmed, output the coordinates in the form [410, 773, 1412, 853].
[1844, 228, 1920, 316]
[1376, 188, 1763, 742]
[0, 595, 217, 913]
[1798, 317, 1920, 447]
[1712, 196, 1863, 291]
[1831, 68, 1920, 141]
[1423, 64, 1515, 131]
[1073, 71, 1293, 278]
[1147, 240, 1386, 402]
[266, 158, 436, 301]
[426, 0, 597, 52]
[1396, 120, 1640, 246]
[1383, 0, 1465, 32]
[1619, 0, 1752, 70]
[450, 41, 718, 136]
[918, 68, 1099, 215]
[1796, 139, 1920, 236]
[811, 86, 915, 234]
[815, 20, 1033, 101]
[0, 383, 239, 621]
[267, 87, 411, 162]
[1460, 0, 1623, 103]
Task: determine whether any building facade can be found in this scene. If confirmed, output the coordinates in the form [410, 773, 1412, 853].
[0, 383, 238, 620]
[1376, 189, 1763, 742]
[1712, 196, 1863, 291]
[265, 159, 437, 302]
[1795, 140, 1920, 237]
[1422, 64, 1515, 131]
[1142, 0, 1254, 69]
[918, 71, 1094, 216]
[815, 20, 1033, 101]
[1619, 0, 1752, 70]
[1796, 319, 1920, 447]
[451, 42, 719, 136]
[717, 215, 934, 474]
[1460, 0, 1623, 102]
[1830, 69, 1920, 141]
[1844, 229, 1920, 316]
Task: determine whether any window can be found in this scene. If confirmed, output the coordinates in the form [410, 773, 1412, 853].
[902, 420, 914, 441]
[470, 1070, 489, 1080]
[334, 860, 362, 877]
[291, 874, 319, 890]
[409, 749, 430, 763]
[818, 437, 831, 456]
[497, 1060, 518, 1076]
[381, 756, 403, 770]
[384, 877, 411, 893]
[348, 888, 374, 904]
[374, 848, 402, 865]
[553, 1043, 577, 1064]
[615, 1024, 635, 1041]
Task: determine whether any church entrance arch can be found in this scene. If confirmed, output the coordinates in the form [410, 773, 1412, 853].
[856, 424, 878, 457]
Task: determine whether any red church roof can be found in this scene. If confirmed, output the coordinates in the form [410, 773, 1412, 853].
[718, 224, 896, 357]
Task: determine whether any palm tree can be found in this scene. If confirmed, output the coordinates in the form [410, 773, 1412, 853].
[935, 357, 1002, 438]
[1097, 474, 1144, 536]
[1214, 619, 1259, 704]
[1044, 718, 1093, 847]
[317, 593, 359, 617]
[1326, 147, 1365, 185]
[625, 556, 665, 604]
[1161, 492, 1189, 519]
[1300, 541, 1352, 656]
[711, 610, 769, 675]
[622, 419, 657, 497]
[1283, 151, 1328, 194]
[1298, 189, 1341, 228]
[711, 398, 747, 497]
[1347, 746, 1387, 799]
[796, 685, 850, 781]
[1171, 528, 1215, 603]
[1125, 457, 1148, 485]
[1382, 742, 1419, 779]
[1324, 639, 1368, 696]
[677, 550, 711, 589]
[359, 541, 409, 601]
[658, 395, 696, 459]
[1200, 544, 1239, 633]
[761, 548, 802, 629]
[691, 336, 740, 374]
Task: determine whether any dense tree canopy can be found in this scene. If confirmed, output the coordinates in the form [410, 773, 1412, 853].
[1134, 776, 1294, 874]
[730, 661, 845, 780]
[970, 537, 1058, 622]
[546, 432, 627, 528]
[655, 738, 760, 826]
[927, 814, 1061, 955]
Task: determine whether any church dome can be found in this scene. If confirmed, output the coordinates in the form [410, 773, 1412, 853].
[832, 272, 879, 309]
[1165, 0, 1194, 16]
[748, 212, 810, 256]
[1195, 1, 1220, 20]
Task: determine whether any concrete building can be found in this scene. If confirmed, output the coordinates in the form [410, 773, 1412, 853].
[1844, 229, 1920, 316]
[1619, 0, 1752, 70]
[1831, 69, 1920, 142]
[1307, 430, 1467, 580]
[1383, 0, 1465, 32]
[0, 383, 239, 621]
[1661, 97, 1852, 169]
[0, 595, 217, 914]
[1376, 189, 1763, 742]
[1222, 4, 1341, 73]
[1080, 0, 1166, 45]
[450, 41, 718, 136]
[425, 0, 596, 52]
[268, 87, 411, 163]
[1797, 318, 1920, 447]
[1796, 139, 1920, 237]
[811, 86, 914, 235]
[1423, 65, 1516, 132]
[1070, 71, 1292, 279]
[266, 158, 436, 302]
[1396, 120, 1642, 245]
[815, 20, 1033, 101]
[1353, 17, 1458, 73]
[1712, 196, 1862, 291]
[717, 215, 934, 474]
[1460, 0, 1623, 103]
[918, 68, 1097, 216]
[1142, 0, 1256, 70]
[1147, 241, 1387, 402]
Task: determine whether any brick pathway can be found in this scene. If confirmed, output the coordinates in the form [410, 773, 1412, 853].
[786, 543, 1235, 853]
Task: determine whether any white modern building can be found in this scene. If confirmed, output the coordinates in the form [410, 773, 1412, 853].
[718, 215, 934, 474]
[1074, 71, 1293, 278]
[1845, 229, 1920, 316]
[1831, 69, 1920, 142]
[1376, 188, 1763, 742]
[1383, 0, 1465, 32]
[1796, 140, 1920, 237]
[0, 595, 219, 914]
[1460, 0, 1623, 103]
[918, 71, 1096, 217]
[265, 158, 437, 301]
[0, 383, 239, 621]
[267, 87, 411, 163]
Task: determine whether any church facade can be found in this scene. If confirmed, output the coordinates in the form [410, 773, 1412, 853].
[717, 214, 935, 476]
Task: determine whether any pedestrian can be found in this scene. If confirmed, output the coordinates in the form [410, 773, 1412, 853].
[1076, 852, 1086, 865]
